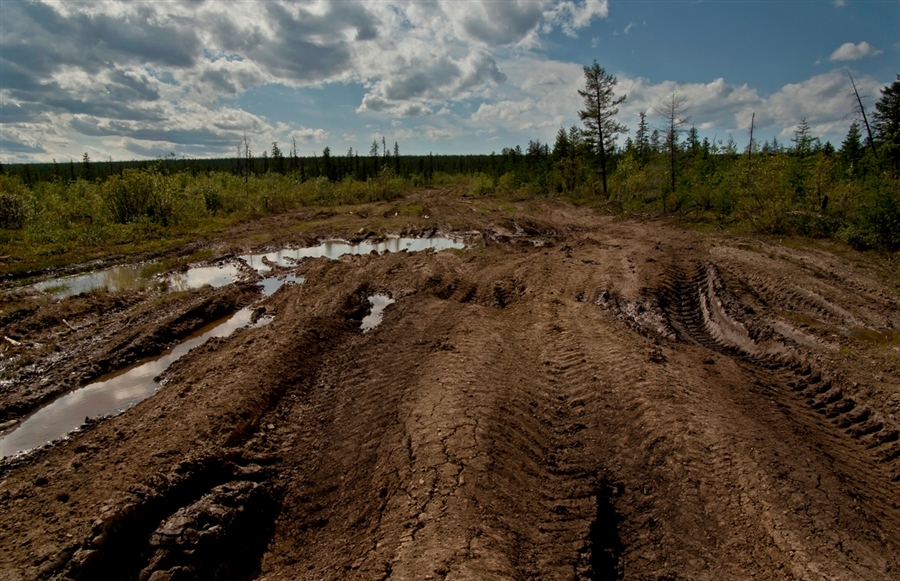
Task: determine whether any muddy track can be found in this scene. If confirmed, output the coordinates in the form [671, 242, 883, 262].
[654, 261, 900, 485]
[0, 283, 260, 424]
[0, 194, 899, 580]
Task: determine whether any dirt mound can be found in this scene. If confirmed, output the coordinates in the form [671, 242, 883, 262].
[0, 192, 898, 580]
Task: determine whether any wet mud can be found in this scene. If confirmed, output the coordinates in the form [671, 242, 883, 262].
[1, 191, 899, 580]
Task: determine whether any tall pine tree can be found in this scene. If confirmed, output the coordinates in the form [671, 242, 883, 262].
[578, 60, 626, 197]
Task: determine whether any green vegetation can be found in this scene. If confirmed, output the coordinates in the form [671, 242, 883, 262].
[0, 165, 407, 276]
[2, 75, 898, 276]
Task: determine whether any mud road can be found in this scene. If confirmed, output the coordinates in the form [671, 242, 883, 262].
[1, 191, 899, 580]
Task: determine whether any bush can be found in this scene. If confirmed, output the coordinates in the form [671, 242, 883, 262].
[0, 176, 28, 229]
[858, 185, 900, 250]
[103, 169, 152, 224]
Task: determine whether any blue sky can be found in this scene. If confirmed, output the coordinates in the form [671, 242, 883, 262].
[0, 0, 897, 163]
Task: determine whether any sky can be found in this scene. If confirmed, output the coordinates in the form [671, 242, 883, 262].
[0, 0, 897, 163]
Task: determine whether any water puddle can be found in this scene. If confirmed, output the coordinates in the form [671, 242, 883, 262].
[20, 236, 463, 297]
[25, 263, 240, 299]
[0, 275, 292, 459]
[361, 295, 395, 332]
[165, 264, 242, 292]
[240, 236, 464, 273]
[0, 236, 463, 455]
[31, 265, 151, 298]
[847, 327, 900, 346]
[257, 274, 305, 296]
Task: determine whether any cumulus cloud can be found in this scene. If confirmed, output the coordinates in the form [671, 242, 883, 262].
[1, 0, 612, 161]
[290, 127, 329, 143]
[830, 41, 883, 61]
[0, 0, 879, 161]
[614, 69, 883, 143]
[357, 49, 507, 116]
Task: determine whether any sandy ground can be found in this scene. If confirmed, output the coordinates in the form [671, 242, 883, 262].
[1, 190, 899, 580]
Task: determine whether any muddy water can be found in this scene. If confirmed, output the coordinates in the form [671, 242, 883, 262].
[0, 276, 299, 459]
[31, 265, 151, 298]
[27, 263, 239, 298]
[361, 295, 395, 332]
[258, 274, 304, 295]
[24, 236, 462, 297]
[165, 264, 242, 292]
[1, 238, 460, 455]
[241, 236, 464, 272]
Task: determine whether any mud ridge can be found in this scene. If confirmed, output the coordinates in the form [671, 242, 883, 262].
[59, 453, 279, 581]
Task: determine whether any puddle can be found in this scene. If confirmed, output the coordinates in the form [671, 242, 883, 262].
[21, 236, 463, 298]
[165, 264, 242, 292]
[30, 265, 151, 298]
[240, 236, 464, 273]
[0, 275, 292, 459]
[847, 327, 900, 346]
[24, 263, 241, 299]
[361, 294, 395, 332]
[257, 274, 305, 296]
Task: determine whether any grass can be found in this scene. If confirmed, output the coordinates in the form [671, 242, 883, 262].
[138, 249, 215, 279]
[398, 204, 425, 217]
[0, 217, 237, 279]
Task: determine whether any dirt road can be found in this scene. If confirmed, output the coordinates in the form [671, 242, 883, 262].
[1, 191, 899, 580]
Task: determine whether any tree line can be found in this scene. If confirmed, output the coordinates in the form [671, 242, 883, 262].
[1, 68, 898, 251]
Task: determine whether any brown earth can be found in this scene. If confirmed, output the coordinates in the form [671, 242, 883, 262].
[1, 190, 899, 580]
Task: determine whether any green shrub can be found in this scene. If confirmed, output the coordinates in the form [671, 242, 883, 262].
[103, 168, 152, 224]
[0, 176, 28, 229]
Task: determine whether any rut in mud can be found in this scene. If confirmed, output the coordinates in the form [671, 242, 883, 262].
[1, 194, 899, 580]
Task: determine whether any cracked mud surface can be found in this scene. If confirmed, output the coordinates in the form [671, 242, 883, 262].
[1, 190, 899, 580]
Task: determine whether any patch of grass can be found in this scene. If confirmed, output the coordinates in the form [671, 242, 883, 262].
[399, 204, 425, 217]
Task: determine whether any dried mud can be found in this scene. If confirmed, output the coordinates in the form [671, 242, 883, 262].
[1, 190, 899, 580]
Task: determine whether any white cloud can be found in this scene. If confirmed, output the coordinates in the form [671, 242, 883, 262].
[0, 0, 616, 161]
[0, 0, 887, 161]
[833, 0, 846, 7]
[613, 69, 883, 144]
[290, 127, 329, 143]
[829, 41, 883, 61]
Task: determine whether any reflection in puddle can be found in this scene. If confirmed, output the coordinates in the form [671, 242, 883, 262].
[0, 276, 291, 459]
[27, 263, 241, 299]
[241, 236, 464, 272]
[166, 264, 241, 292]
[361, 295, 395, 332]
[24, 236, 463, 298]
[258, 274, 304, 296]
[31, 265, 150, 298]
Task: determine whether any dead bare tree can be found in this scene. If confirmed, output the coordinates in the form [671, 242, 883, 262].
[847, 69, 878, 159]
[655, 93, 690, 212]
[747, 112, 756, 173]
[242, 132, 252, 183]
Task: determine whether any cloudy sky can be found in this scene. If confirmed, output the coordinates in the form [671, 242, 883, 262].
[0, 0, 897, 163]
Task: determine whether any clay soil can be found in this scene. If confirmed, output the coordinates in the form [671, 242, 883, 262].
[1, 190, 899, 580]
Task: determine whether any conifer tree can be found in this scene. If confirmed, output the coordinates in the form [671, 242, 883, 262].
[635, 111, 650, 166]
[841, 121, 864, 176]
[874, 74, 900, 176]
[578, 60, 626, 197]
